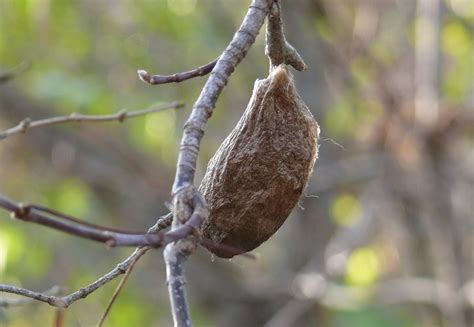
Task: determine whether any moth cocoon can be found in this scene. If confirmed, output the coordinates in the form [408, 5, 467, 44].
[199, 65, 319, 258]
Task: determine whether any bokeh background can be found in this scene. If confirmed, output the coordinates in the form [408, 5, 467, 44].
[0, 0, 473, 326]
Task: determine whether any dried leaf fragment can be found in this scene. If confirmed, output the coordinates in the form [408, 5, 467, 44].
[199, 65, 319, 258]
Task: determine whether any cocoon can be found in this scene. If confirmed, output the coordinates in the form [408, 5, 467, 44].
[199, 65, 319, 258]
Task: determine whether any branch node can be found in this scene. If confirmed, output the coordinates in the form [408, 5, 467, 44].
[19, 118, 31, 133]
[11, 203, 30, 220]
[50, 297, 68, 308]
[265, 0, 307, 71]
[116, 262, 128, 274]
[117, 109, 128, 123]
[137, 70, 151, 84]
[138, 58, 218, 86]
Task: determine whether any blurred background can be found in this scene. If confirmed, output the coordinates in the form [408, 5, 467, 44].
[0, 0, 473, 326]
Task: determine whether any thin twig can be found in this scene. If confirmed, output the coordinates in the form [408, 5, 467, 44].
[0, 195, 245, 255]
[54, 308, 65, 327]
[0, 194, 161, 246]
[0, 286, 64, 308]
[97, 252, 143, 327]
[138, 58, 218, 85]
[0, 101, 184, 141]
[0, 248, 149, 308]
[0, 285, 67, 307]
[265, 0, 306, 71]
[0, 194, 199, 247]
[0, 215, 172, 309]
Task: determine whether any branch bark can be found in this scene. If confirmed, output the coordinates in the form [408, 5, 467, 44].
[0, 247, 149, 308]
[138, 58, 218, 85]
[0, 215, 172, 309]
[165, 1, 272, 326]
[265, 0, 306, 71]
[0, 101, 183, 141]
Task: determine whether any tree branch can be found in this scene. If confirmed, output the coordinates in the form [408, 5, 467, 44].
[164, 1, 272, 326]
[172, 0, 270, 193]
[164, 244, 193, 326]
[97, 251, 143, 327]
[0, 286, 65, 308]
[0, 101, 184, 141]
[0, 194, 245, 255]
[0, 247, 149, 308]
[0, 214, 173, 309]
[138, 58, 218, 85]
[0, 194, 211, 248]
[0, 194, 161, 246]
[265, 0, 306, 71]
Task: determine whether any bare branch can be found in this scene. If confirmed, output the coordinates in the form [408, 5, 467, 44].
[0, 285, 68, 308]
[0, 194, 161, 246]
[0, 248, 148, 308]
[138, 58, 218, 85]
[164, 244, 193, 326]
[0, 214, 172, 309]
[0, 101, 184, 141]
[98, 251, 143, 327]
[265, 0, 306, 71]
[0, 194, 209, 248]
[54, 308, 65, 327]
[164, 1, 272, 325]
[0, 286, 64, 308]
[172, 0, 270, 192]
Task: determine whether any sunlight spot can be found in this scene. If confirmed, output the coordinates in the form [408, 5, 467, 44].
[346, 246, 380, 287]
[331, 193, 362, 227]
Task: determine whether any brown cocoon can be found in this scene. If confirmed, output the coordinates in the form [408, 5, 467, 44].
[199, 65, 319, 258]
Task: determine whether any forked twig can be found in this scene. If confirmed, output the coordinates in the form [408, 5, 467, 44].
[0, 215, 172, 309]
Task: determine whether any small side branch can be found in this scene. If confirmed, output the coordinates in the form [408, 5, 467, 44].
[138, 58, 218, 85]
[0, 194, 208, 248]
[0, 101, 184, 141]
[0, 194, 162, 246]
[265, 0, 306, 71]
[97, 252, 142, 327]
[0, 286, 65, 308]
[0, 215, 172, 309]
[0, 247, 148, 308]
